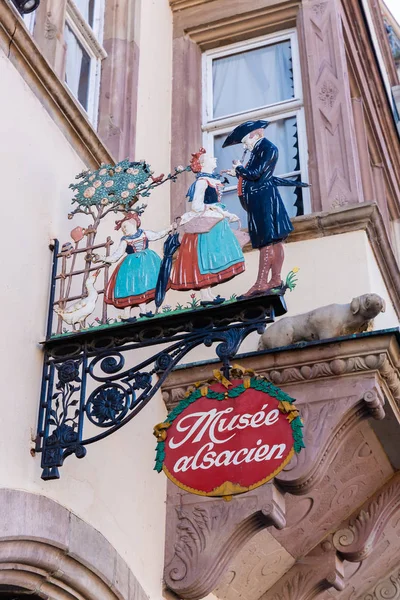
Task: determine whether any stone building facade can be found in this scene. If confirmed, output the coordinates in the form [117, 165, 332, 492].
[0, 0, 399, 599]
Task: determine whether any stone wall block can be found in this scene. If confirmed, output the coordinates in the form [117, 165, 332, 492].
[67, 512, 116, 588]
[112, 552, 130, 600]
[129, 568, 149, 600]
[0, 489, 70, 549]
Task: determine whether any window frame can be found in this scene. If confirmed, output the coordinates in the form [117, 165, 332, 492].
[23, 11, 36, 34]
[202, 29, 310, 217]
[65, 0, 107, 127]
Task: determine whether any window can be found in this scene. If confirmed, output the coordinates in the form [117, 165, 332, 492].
[202, 31, 309, 224]
[64, 0, 107, 126]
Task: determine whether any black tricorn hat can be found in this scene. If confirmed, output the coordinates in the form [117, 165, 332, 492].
[222, 120, 270, 148]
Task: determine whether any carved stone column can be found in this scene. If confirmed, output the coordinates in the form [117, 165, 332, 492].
[299, 0, 364, 211]
[170, 35, 202, 220]
[164, 481, 286, 599]
[97, 0, 139, 160]
[33, 0, 67, 78]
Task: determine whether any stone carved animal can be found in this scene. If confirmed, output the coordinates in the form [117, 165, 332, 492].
[258, 293, 386, 350]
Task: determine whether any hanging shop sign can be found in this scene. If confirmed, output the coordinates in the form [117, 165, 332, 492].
[154, 370, 304, 497]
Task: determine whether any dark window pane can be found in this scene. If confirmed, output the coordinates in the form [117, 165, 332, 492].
[88, 0, 95, 28]
[65, 24, 91, 111]
[78, 51, 91, 109]
[277, 177, 304, 218]
[220, 188, 248, 227]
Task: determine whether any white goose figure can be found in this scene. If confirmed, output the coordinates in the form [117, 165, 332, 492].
[54, 269, 100, 330]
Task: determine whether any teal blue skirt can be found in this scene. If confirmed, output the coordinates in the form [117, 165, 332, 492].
[198, 219, 244, 274]
[105, 249, 161, 308]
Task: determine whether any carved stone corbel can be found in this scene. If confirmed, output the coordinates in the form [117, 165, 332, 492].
[260, 540, 345, 600]
[164, 481, 286, 600]
[362, 565, 400, 599]
[275, 382, 386, 494]
[266, 473, 400, 599]
[333, 472, 400, 562]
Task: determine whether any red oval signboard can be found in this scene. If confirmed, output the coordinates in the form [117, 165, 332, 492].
[154, 376, 304, 497]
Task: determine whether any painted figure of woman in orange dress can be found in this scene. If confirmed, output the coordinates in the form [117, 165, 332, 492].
[170, 148, 245, 306]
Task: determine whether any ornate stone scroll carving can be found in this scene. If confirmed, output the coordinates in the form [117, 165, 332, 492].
[44, 12, 57, 40]
[260, 541, 345, 600]
[333, 473, 400, 562]
[362, 566, 400, 599]
[300, 0, 364, 211]
[215, 530, 295, 600]
[266, 354, 393, 392]
[264, 351, 400, 408]
[164, 482, 286, 600]
[273, 418, 393, 560]
[163, 342, 400, 412]
[275, 385, 385, 494]
[264, 474, 400, 599]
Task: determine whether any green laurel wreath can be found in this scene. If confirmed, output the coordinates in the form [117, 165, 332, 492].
[154, 376, 305, 473]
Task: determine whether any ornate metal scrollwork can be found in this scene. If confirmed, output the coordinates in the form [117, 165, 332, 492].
[36, 294, 286, 480]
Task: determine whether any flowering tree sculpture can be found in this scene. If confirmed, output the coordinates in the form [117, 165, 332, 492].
[69, 159, 187, 234]
[53, 159, 189, 334]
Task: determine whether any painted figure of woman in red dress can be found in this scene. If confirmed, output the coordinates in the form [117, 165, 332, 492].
[169, 148, 245, 306]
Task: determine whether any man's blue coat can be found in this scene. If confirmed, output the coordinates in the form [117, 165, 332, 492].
[235, 137, 306, 249]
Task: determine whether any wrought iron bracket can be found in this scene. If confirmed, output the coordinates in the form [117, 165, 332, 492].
[36, 294, 287, 480]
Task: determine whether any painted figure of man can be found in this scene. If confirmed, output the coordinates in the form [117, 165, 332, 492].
[223, 120, 308, 299]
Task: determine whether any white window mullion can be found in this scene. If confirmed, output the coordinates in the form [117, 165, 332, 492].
[90, 55, 102, 129]
[202, 100, 304, 132]
[289, 31, 303, 104]
[296, 106, 311, 214]
[202, 53, 211, 126]
[23, 11, 36, 34]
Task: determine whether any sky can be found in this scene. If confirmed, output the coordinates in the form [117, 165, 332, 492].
[384, 0, 400, 25]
